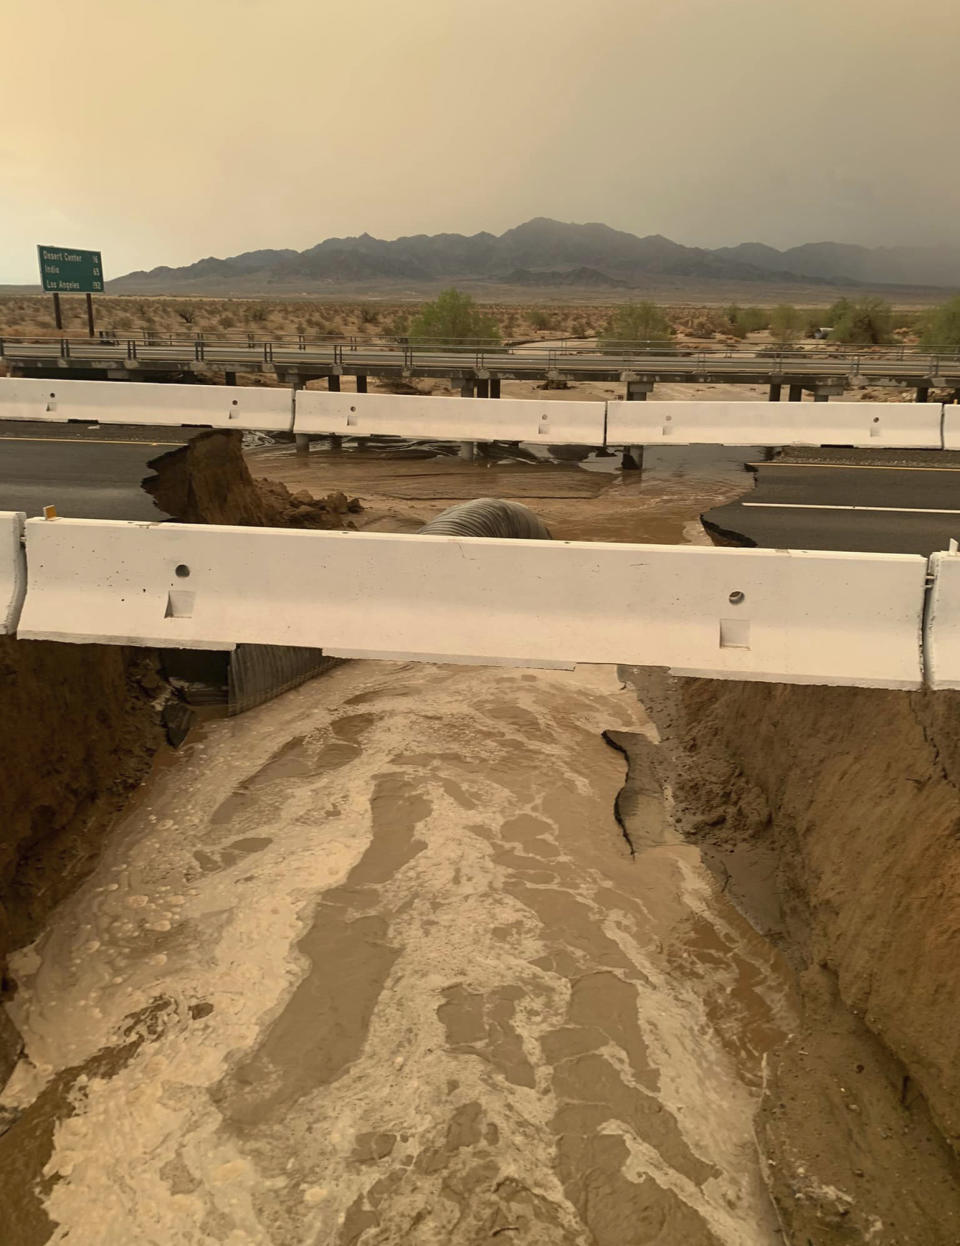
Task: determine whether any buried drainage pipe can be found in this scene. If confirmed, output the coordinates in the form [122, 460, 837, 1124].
[417, 496, 553, 540]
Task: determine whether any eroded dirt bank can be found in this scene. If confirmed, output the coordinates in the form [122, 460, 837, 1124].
[624, 670, 960, 1242]
[144, 430, 362, 528]
[0, 639, 163, 1083]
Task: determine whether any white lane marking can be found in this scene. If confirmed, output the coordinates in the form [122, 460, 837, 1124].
[747, 462, 960, 473]
[743, 502, 960, 515]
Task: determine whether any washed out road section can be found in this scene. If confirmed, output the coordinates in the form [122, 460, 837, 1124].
[704, 460, 960, 554]
[0, 422, 186, 519]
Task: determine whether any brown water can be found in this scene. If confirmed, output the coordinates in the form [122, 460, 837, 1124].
[0, 661, 793, 1244]
[247, 442, 758, 545]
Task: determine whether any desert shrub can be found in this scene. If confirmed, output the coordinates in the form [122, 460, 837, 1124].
[599, 301, 671, 349]
[769, 304, 802, 346]
[408, 288, 500, 344]
[384, 313, 410, 339]
[825, 298, 852, 327]
[798, 307, 829, 337]
[920, 297, 960, 349]
[830, 297, 893, 345]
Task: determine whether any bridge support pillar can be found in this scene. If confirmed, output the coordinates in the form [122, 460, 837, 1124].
[356, 375, 368, 393]
[328, 374, 341, 392]
[788, 384, 803, 402]
[476, 378, 490, 398]
[626, 381, 653, 401]
[295, 434, 311, 457]
[225, 371, 237, 386]
[622, 446, 644, 473]
[460, 441, 476, 461]
[814, 390, 830, 403]
[768, 382, 782, 401]
[917, 384, 930, 403]
[490, 378, 501, 398]
[460, 379, 476, 398]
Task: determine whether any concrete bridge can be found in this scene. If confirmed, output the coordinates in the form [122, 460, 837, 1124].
[4, 335, 960, 402]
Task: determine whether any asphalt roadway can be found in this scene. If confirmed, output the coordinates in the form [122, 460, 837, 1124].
[4, 419, 960, 555]
[0, 421, 186, 519]
[703, 458, 960, 554]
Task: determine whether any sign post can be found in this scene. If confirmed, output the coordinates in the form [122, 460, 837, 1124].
[37, 246, 104, 337]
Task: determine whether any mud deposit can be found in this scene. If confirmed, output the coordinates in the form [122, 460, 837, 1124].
[246, 442, 755, 544]
[0, 663, 792, 1244]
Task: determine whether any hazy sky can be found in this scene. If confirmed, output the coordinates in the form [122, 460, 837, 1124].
[2, 0, 958, 282]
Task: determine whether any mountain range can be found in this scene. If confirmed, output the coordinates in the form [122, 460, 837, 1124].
[108, 218, 960, 295]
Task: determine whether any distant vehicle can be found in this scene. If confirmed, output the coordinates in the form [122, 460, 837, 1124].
[813, 327, 834, 340]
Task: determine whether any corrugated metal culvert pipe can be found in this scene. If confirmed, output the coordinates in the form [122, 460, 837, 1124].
[417, 497, 552, 540]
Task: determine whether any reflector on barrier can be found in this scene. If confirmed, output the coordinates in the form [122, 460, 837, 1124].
[294, 391, 606, 446]
[17, 519, 926, 689]
[0, 512, 26, 634]
[0, 378, 293, 431]
[606, 400, 943, 449]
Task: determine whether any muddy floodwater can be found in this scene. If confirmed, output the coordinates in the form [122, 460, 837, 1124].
[247, 441, 760, 545]
[0, 660, 793, 1245]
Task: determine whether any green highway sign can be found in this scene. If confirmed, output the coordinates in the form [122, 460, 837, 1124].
[37, 245, 104, 293]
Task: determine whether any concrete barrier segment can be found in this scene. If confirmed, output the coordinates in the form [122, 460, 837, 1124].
[0, 512, 27, 634]
[606, 400, 944, 449]
[16, 519, 926, 688]
[294, 390, 606, 446]
[0, 377, 293, 432]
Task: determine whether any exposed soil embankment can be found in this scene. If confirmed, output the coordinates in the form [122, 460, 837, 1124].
[143, 430, 361, 527]
[627, 670, 960, 1242]
[0, 640, 163, 1081]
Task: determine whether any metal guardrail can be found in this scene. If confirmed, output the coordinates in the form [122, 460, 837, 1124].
[2, 333, 959, 376]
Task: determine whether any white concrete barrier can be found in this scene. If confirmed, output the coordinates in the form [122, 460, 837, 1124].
[294, 391, 606, 446]
[0, 377, 293, 431]
[0, 512, 26, 634]
[17, 519, 926, 688]
[606, 400, 944, 449]
[923, 549, 960, 689]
